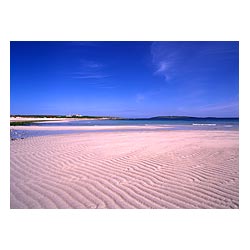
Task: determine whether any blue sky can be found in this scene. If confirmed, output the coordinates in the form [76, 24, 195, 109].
[10, 41, 239, 118]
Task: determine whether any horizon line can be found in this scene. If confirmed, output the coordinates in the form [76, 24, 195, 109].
[10, 114, 239, 119]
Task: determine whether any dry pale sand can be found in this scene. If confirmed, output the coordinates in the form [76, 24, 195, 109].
[10, 117, 67, 122]
[10, 129, 239, 209]
[10, 117, 112, 122]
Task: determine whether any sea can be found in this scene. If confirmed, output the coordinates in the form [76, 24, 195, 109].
[10, 118, 239, 140]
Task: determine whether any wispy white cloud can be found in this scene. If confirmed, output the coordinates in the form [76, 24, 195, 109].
[150, 41, 238, 82]
[72, 74, 110, 79]
[151, 42, 179, 81]
[80, 59, 104, 69]
[155, 61, 171, 73]
[72, 59, 111, 80]
[155, 61, 175, 81]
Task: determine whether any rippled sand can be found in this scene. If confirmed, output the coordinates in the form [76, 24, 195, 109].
[10, 130, 239, 208]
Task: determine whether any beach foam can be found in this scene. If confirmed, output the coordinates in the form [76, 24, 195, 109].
[192, 123, 217, 126]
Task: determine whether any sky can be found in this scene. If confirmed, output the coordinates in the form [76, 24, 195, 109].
[10, 41, 239, 118]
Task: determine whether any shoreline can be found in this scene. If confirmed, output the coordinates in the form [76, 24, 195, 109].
[9, 125, 174, 140]
[10, 123, 239, 140]
[10, 124, 172, 130]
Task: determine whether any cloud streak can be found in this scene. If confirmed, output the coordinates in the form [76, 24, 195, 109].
[80, 59, 104, 69]
[151, 42, 180, 81]
[72, 74, 111, 79]
[150, 41, 239, 82]
[72, 59, 112, 81]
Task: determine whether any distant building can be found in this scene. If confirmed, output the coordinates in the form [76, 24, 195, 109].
[66, 114, 82, 117]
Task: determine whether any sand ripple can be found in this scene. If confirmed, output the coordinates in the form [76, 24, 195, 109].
[10, 130, 239, 208]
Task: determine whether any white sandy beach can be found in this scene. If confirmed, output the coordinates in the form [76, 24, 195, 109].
[10, 129, 239, 209]
[10, 117, 102, 122]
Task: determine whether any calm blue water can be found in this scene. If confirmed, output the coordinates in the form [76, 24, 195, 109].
[32, 118, 239, 127]
[10, 118, 239, 140]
